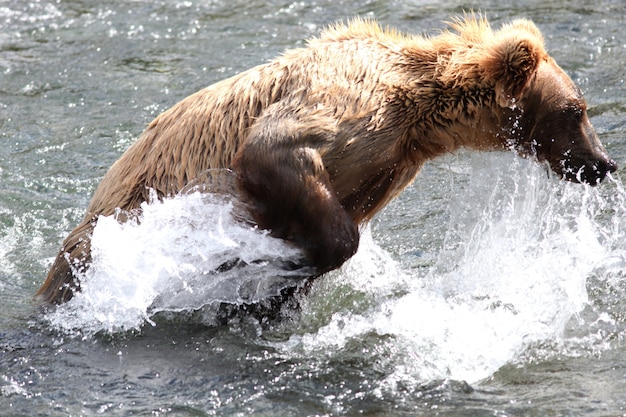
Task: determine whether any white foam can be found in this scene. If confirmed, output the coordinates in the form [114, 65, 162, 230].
[44, 191, 309, 335]
[43, 153, 625, 385]
[275, 153, 621, 385]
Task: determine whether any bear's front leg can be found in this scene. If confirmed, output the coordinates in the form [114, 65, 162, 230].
[233, 124, 359, 275]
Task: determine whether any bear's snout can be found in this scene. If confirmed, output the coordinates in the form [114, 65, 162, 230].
[561, 156, 618, 185]
[557, 122, 618, 185]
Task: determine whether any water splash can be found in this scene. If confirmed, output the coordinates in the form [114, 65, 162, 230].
[43, 153, 626, 385]
[274, 153, 626, 385]
[44, 190, 311, 335]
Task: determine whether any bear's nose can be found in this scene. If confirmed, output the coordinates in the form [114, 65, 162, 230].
[607, 158, 618, 174]
[601, 158, 618, 179]
[583, 158, 618, 185]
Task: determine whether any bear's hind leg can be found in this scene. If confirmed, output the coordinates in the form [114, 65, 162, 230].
[35, 220, 94, 306]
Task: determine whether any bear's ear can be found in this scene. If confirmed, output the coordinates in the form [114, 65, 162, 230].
[480, 20, 546, 108]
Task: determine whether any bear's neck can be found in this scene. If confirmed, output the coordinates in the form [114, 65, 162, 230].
[329, 96, 521, 224]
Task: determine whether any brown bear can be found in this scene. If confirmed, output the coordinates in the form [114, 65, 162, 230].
[36, 15, 617, 306]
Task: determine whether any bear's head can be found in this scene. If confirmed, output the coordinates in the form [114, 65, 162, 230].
[507, 58, 618, 185]
[446, 17, 617, 185]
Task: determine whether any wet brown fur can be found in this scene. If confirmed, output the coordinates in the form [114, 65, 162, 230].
[36, 15, 615, 305]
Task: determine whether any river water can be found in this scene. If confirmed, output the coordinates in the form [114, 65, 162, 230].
[1, 0, 626, 416]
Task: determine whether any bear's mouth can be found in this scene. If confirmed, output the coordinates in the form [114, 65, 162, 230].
[557, 157, 618, 185]
[522, 137, 618, 186]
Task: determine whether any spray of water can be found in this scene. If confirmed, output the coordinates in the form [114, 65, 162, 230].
[44, 189, 311, 335]
[273, 153, 626, 385]
[43, 153, 626, 384]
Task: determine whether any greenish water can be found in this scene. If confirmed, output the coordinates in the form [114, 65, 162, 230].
[1, 0, 625, 415]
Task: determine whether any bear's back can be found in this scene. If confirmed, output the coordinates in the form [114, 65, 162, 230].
[83, 22, 429, 219]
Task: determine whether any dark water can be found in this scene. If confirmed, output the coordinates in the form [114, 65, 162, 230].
[1, 0, 626, 416]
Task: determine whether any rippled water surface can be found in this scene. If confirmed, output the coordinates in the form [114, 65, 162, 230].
[1, 0, 626, 416]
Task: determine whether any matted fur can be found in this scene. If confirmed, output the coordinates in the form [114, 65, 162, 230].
[36, 15, 615, 305]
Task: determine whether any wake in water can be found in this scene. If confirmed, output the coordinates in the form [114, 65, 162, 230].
[43, 153, 626, 385]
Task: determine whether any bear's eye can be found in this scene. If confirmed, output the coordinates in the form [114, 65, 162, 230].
[573, 106, 584, 119]
[562, 105, 584, 121]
